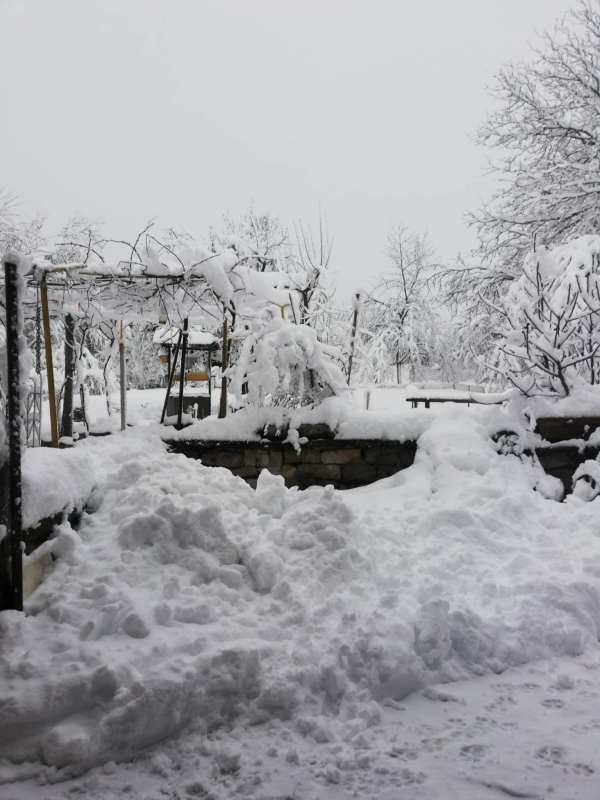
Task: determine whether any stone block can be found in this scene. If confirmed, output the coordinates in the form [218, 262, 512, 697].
[363, 443, 416, 466]
[300, 447, 321, 463]
[342, 463, 377, 482]
[214, 451, 244, 469]
[199, 450, 220, 466]
[297, 463, 341, 482]
[321, 448, 361, 464]
[536, 446, 578, 470]
[268, 449, 283, 467]
[281, 464, 298, 481]
[255, 450, 271, 467]
[233, 466, 260, 479]
[283, 447, 302, 464]
[244, 449, 257, 466]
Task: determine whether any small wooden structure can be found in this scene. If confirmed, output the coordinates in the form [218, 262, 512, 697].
[155, 324, 219, 427]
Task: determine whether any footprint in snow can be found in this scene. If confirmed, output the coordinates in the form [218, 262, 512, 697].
[540, 698, 564, 709]
[388, 746, 418, 760]
[535, 744, 567, 764]
[572, 763, 595, 776]
[459, 744, 488, 761]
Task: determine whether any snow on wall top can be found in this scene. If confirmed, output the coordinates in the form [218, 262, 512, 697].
[164, 397, 432, 443]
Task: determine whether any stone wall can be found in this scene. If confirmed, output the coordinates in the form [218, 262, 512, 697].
[167, 438, 417, 489]
[536, 445, 600, 493]
[166, 416, 600, 493]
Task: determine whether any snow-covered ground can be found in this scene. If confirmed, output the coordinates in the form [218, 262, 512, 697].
[4, 392, 600, 798]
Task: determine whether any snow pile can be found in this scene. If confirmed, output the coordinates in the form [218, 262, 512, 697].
[3, 408, 600, 781]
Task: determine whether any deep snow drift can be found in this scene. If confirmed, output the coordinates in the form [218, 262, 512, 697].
[3, 405, 600, 785]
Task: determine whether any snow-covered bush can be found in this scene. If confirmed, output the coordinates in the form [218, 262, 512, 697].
[229, 315, 347, 408]
[573, 459, 600, 501]
[493, 236, 600, 397]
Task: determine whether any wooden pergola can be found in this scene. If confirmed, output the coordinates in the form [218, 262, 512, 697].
[1, 252, 294, 610]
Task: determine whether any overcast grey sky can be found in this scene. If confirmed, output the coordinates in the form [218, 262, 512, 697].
[1, 0, 574, 296]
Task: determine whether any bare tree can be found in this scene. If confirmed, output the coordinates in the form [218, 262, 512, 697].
[216, 207, 291, 273]
[291, 214, 333, 325]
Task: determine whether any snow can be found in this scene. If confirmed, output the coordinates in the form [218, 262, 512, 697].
[4, 401, 600, 799]
[152, 325, 218, 348]
[164, 395, 431, 443]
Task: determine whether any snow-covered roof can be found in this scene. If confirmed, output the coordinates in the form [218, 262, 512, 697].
[153, 325, 219, 348]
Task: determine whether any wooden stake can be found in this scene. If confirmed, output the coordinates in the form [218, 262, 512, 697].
[61, 313, 75, 439]
[177, 318, 189, 429]
[347, 291, 361, 386]
[40, 279, 59, 447]
[219, 314, 229, 419]
[3, 260, 23, 611]
[160, 332, 182, 424]
[119, 321, 127, 431]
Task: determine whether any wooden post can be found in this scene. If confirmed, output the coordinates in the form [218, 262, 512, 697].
[347, 291, 361, 386]
[60, 313, 75, 440]
[160, 333, 182, 424]
[119, 321, 127, 431]
[40, 279, 59, 447]
[219, 314, 229, 419]
[3, 260, 23, 611]
[177, 318, 189, 429]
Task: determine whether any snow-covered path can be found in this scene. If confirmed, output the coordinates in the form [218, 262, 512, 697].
[4, 405, 600, 797]
[6, 647, 600, 799]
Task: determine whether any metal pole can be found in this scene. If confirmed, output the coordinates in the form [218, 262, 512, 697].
[4, 260, 23, 611]
[177, 318, 189, 428]
[119, 321, 127, 431]
[40, 278, 59, 447]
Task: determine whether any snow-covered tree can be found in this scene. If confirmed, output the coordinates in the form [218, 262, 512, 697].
[357, 226, 437, 383]
[492, 236, 600, 397]
[229, 313, 346, 408]
[471, 0, 600, 292]
[126, 322, 165, 389]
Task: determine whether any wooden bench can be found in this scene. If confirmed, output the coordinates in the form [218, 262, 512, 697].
[406, 395, 505, 409]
